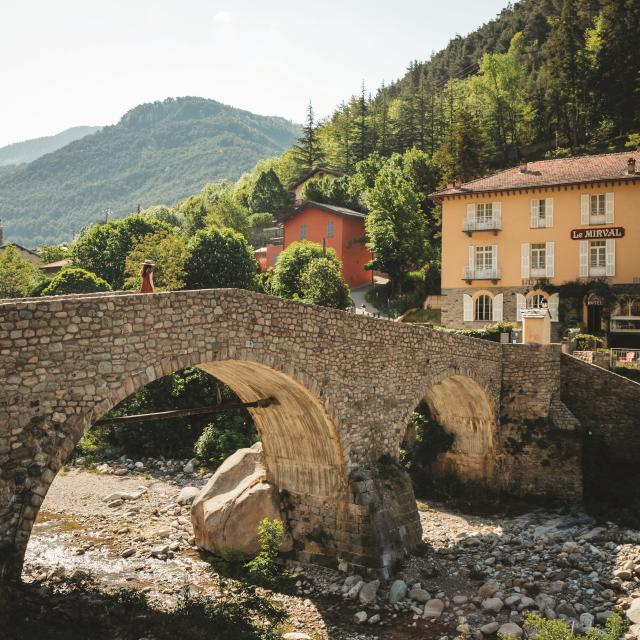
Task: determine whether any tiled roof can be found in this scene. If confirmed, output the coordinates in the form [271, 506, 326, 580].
[288, 200, 366, 219]
[41, 258, 71, 269]
[433, 151, 640, 197]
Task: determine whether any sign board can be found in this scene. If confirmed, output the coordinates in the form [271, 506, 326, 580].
[570, 227, 625, 240]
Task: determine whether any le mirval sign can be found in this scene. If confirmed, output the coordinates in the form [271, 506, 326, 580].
[570, 226, 625, 240]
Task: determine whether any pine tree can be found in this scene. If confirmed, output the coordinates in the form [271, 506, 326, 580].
[292, 102, 325, 172]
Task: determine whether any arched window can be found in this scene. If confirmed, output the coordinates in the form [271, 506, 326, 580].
[475, 295, 493, 321]
[529, 293, 548, 309]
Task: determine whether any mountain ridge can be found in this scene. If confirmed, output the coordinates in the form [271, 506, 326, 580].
[0, 126, 101, 167]
[0, 97, 300, 246]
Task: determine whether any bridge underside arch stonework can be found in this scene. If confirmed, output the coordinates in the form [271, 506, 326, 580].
[0, 289, 582, 580]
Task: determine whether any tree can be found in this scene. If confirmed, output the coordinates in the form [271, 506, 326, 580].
[140, 205, 183, 229]
[124, 230, 190, 291]
[434, 109, 488, 184]
[38, 244, 69, 264]
[0, 245, 36, 298]
[247, 169, 293, 216]
[299, 257, 351, 309]
[292, 102, 325, 172]
[71, 216, 169, 289]
[179, 195, 209, 236]
[205, 192, 250, 237]
[271, 241, 339, 300]
[364, 162, 428, 293]
[185, 227, 258, 290]
[42, 268, 112, 296]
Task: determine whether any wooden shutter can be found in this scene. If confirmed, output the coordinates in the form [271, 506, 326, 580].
[516, 293, 526, 321]
[545, 241, 555, 278]
[493, 202, 502, 229]
[545, 198, 554, 228]
[548, 293, 559, 322]
[581, 195, 589, 225]
[492, 293, 503, 321]
[605, 192, 615, 224]
[492, 245, 498, 276]
[606, 239, 616, 276]
[463, 294, 473, 322]
[530, 199, 539, 228]
[468, 245, 475, 277]
[521, 243, 530, 279]
[579, 240, 588, 277]
[467, 203, 476, 228]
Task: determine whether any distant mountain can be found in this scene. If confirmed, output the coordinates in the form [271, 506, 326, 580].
[0, 126, 101, 167]
[0, 97, 300, 246]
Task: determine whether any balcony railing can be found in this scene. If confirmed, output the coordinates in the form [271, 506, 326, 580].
[461, 266, 501, 281]
[462, 215, 502, 234]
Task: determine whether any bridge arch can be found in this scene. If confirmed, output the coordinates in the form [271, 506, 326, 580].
[403, 367, 498, 487]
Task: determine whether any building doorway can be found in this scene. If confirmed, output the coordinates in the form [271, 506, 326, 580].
[586, 293, 604, 334]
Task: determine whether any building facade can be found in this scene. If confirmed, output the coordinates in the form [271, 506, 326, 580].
[279, 201, 372, 288]
[436, 152, 640, 343]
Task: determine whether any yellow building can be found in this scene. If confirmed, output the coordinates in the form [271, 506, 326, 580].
[434, 151, 640, 343]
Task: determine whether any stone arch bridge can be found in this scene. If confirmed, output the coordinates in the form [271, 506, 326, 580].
[0, 289, 584, 580]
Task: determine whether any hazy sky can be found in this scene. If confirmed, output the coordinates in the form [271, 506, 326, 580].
[0, 0, 508, 148]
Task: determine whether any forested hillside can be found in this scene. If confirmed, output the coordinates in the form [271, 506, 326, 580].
[0, 98, 300, 246]
[0, 126, 101, 167]
[313, 0, 640, 178]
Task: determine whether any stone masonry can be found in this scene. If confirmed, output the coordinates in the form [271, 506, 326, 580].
[0, 288, 602, 581]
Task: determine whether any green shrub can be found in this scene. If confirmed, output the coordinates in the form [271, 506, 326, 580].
[575, 333, 604, 351]
[42, 268, 112, 296]
[512, 611, 626, 640]
[244, 518, 293, 590]
[194, 415, 257, 469]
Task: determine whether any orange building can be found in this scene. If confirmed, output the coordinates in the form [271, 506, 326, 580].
[275, 201, 372, 288]
[434, 152, 640, 343]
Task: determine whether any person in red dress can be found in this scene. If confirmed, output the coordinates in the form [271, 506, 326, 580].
[139, 259, 155, 293]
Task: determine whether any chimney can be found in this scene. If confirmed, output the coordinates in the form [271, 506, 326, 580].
[447, 181, 454, 189]
[520, 161, 528, 173]
[454, 176, 462, 188]
[628, 157, 636, 175]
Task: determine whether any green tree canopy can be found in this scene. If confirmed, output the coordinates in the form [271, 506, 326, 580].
[271, 240, 340, 300]
[205, 191, 250, 237]
[38, 244, 69, 265]
[124, 230, 190, 291]
[42, 267, 112, 296]
[179, 195, 209, 236]
[185, 226, 258, 290]
[364, 162, 428, 292]
[292, 101, 325, 172]
[299, 257, 351, 310]
[140, 205, 183, 229]
[247, 169, 292, 216]
[0, 245, 37, 298]
[71, 216, 170, 289]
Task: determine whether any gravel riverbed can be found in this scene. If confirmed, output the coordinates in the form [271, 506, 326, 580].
[14, 461, 640, 639]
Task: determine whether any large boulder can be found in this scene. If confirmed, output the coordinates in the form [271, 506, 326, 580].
[190, 442, 290, 556]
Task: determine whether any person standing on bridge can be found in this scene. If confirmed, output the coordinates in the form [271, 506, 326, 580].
[139, 259, 155, 293]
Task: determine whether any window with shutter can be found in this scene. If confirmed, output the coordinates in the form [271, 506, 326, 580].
[463, 294, 473, 322]
[548, 293, 559, 322]
[492, 293, 503, 321]
[516, 293, 526, 321]
[521, 243, 530, 279]
[606, 239, 615, 276]
[580, 195, 589, 225]
[545, 198, 554, 227]
[579, 241, 588, 277]
[545, 242, 555, 278]
[605, 192, 614, 224]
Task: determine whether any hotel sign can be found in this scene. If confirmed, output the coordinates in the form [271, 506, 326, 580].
[571, 227, 625, 240]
